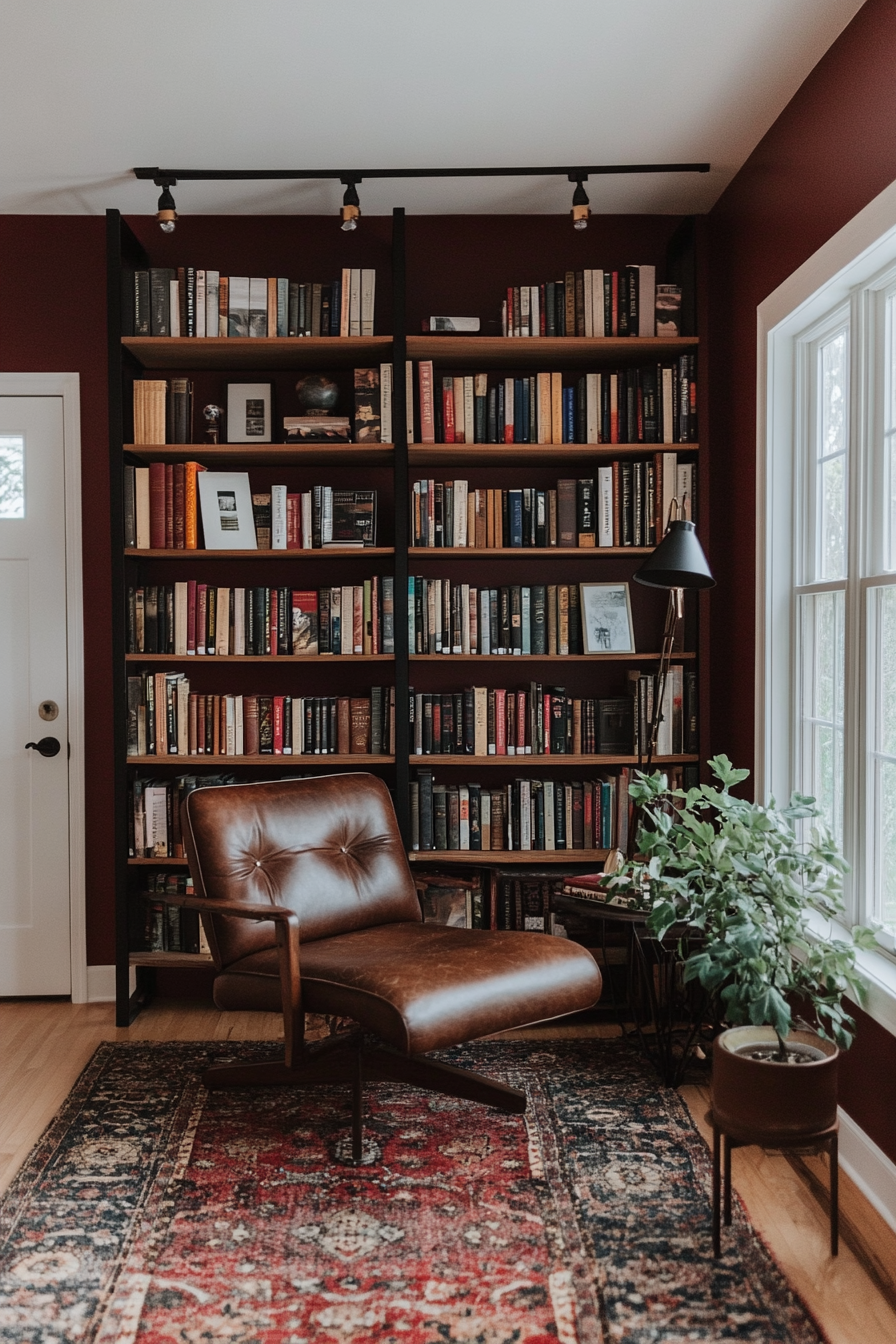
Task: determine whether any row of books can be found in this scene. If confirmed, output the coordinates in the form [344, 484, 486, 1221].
[131, 268, 376, 338]
[414, 360, 696, 446]
[411, 461, 693, 550]
[129, 774, 236, 857]
[499, 268, 679, 338]
[127, 582, 394, 657]
[134, 873, 208, 955]
[124, 466, 379, 551]
[410, 687, 635, 757]
[410, 770, 634, 853]
[126, 677, 395, 757]
[409, 579, 586, 656]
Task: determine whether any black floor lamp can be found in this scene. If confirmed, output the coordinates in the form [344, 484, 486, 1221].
[633, 510, 715, 773]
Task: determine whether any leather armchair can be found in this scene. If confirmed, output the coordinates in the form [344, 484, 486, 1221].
[168, 772, 602, 1160]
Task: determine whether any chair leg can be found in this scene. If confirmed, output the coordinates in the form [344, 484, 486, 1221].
[365, 1047, 527, 1113]
[352, 1039, 363, 1164]
[712, 1124, 722, 1257]
[830, 1131, 839, 1257]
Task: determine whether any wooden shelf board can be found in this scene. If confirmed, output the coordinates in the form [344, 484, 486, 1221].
[407, 850, 610, 865]
[408, 546, 652, 558]
[125, 547, 394, 559]
[124, 444, 394, 466]
[128, 856, 188, 866]
[127, 754, 394, 766]
[125, 653, 395, 663]
[406, 335, 698, 368]
[123, 336, 391, 370]
[409, 443, 699, 464]
[129, 951, 214, 967]
[409, 755, 698, 766]
[410, 652, 695, 662]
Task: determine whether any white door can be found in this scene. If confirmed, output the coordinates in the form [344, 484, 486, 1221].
[0, 397, 71, 994]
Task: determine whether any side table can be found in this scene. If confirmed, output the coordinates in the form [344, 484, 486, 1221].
[553, 892, 715, 1087]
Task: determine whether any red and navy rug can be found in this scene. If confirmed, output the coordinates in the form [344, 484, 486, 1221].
[0, 1039, 826, 1343]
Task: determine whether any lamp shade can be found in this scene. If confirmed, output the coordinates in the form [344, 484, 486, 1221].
[633, 519, 715, 590]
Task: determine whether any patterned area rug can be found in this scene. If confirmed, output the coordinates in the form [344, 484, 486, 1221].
[0, 1039, 826, 1343]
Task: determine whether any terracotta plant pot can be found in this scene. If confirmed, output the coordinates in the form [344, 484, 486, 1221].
[711, 1025, 839, 1141]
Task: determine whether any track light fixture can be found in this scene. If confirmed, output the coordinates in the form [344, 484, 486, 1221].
[570, 176, 590, 231]
[340, 180, 360, 231]
[156, 180, 177, 233]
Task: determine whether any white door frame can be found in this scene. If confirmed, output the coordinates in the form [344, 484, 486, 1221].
[0, 373, 85, 1002]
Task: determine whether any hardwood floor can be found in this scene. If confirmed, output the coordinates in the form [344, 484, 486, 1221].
[1, 999, 894, 1344]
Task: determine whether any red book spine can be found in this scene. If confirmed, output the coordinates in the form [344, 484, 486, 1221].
[186, 580, 197, 655]
[543, 693, 551, 754]
[506, 287, 514, 336]
[611, 271, 619, 337]
[164, 464, 175, 548]
[583, 786, 593, 849]
[506, 693, 516, 757]
[173, 463, 186, 549]
[149, 462, 166, 549]
[286, 495, 301, 549]
[273, 695, 284, 754]
[197, 694, 206, 754]
[516, 691, 526, 753]
[269, 588, 278, 656]
[495, 688, 506, 754]
[432, 698, 441, 749]
[442, 382, 455, 443]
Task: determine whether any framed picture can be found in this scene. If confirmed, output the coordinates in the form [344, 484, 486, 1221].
[197, 472, 258, 549]
[226, 382, 272, 443]
[579, 582, 636, 654]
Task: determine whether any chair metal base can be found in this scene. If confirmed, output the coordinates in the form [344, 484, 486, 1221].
[202, 1036, 527, 1165]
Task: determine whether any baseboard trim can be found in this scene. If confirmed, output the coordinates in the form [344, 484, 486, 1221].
[86, 964, 136, 1002]
[839, 1105, 896, 1235]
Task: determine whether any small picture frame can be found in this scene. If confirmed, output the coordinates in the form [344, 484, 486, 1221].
[197, 472, 258, 549]
[226, 382, 272, 443]
[579, 582, 636, 654]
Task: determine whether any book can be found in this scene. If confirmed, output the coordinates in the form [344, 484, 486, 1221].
[353, 367, 381, 443]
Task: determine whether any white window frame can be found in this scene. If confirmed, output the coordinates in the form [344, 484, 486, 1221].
[758, 176, 896, 1039]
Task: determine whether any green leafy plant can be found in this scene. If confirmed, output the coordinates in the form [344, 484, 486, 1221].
[610, 755, 876, 1058]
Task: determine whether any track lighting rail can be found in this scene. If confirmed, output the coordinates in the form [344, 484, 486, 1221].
[134, 163, 709, 183]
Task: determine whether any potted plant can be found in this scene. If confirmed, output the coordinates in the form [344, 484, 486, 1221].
[610, 754, 875, 1137]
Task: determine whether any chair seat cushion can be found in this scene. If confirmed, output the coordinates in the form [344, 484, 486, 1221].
[213, 922, 602, 1054]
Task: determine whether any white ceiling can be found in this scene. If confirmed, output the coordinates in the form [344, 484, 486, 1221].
[1, 0, 864, 217]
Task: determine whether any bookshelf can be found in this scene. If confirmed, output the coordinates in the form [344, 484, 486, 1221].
[107, 208, 705, 1023]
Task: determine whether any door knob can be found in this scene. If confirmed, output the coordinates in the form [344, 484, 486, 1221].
[25, 737, 61, 758]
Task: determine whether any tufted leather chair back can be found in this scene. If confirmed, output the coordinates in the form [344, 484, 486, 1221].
[181, 773, 422, 970]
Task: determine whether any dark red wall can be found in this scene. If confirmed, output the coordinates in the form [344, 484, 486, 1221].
[707, 0, 896, 1163]
[708, 0, 896, 774]
[0, 216, 114, 963]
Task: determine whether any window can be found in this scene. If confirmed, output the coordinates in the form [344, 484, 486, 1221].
[761, 191, 896, 958]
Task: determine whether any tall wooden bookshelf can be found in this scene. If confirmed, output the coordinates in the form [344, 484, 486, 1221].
[107, 207, 706, 1026]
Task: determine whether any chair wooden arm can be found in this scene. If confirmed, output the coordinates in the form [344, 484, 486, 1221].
[141, 893, 302, 1067]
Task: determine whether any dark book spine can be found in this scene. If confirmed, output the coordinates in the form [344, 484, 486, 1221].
[420, 771, 434, 850]
[185, 267, 196, 337]
[134, 271, 150, 336]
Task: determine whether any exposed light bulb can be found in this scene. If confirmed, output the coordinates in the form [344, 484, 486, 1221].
[571, 179, 590, 231]
[157, 184, 177, 233]
[340, 181, 360, 231]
